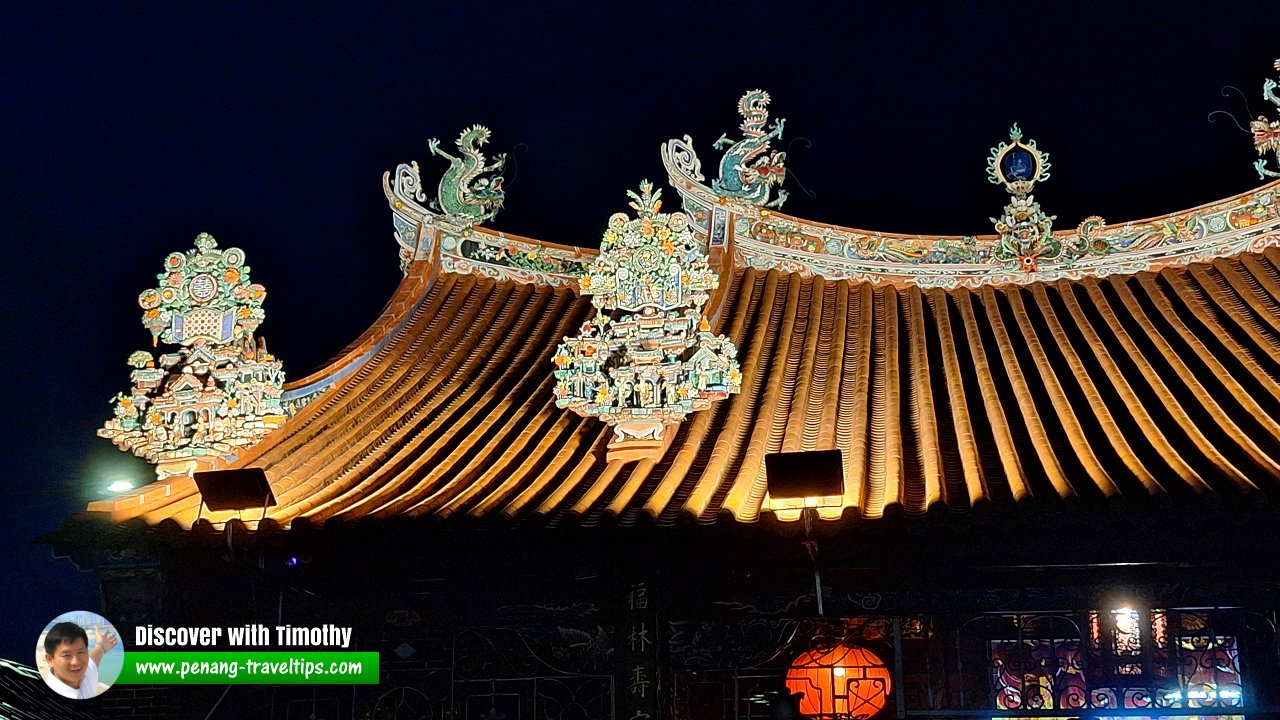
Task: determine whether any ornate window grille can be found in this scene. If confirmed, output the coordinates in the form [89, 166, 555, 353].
[666, 609, 1276, 720]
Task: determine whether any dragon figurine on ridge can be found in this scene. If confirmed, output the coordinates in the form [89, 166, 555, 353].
[713, 90, 789, 209]
[428, 124, 507, 224]
[1252, 58, 1280, 180]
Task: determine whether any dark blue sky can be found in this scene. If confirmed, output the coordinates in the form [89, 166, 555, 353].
[0, 2, 1275, 662]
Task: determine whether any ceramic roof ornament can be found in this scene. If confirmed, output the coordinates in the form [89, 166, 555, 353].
[383, 124, 556, 279]
[1252, 58, 1280, 180]
[712, 90, 789, 209]
[987, 124, 1071, 272]
[427, 125, 507, 224]
[98, 233, 287, 480]
[553, 181, 741, 461]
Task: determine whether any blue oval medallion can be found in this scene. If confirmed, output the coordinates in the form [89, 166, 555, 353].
[1002, 148, 1035, 182]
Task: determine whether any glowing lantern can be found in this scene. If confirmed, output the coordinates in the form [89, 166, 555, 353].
[785, 645, 891, 719]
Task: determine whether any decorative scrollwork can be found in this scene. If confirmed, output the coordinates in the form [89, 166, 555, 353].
[667, 134, 705, 182]
[393, 160, 428, 204]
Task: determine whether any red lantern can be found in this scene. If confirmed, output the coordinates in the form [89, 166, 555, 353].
[785, 645, 892, 719]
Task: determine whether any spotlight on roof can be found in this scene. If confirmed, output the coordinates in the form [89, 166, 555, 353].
[192, 468, 276, 517]
[106, 480, 134, 493]
[764, 449, 845, 509]
[764, 450, 845, 617]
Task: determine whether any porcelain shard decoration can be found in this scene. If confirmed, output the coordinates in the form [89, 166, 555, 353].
[713, 90, 789, 209]
[552, 182, 741, 460]
[99, 233, 287, 476]
[428, 125, 507, 224]
[1253, 58, 1280, 180]
[663, 105, 1267, 286]
[988, 124, 1078, 271]
[385, 124, 524, 275]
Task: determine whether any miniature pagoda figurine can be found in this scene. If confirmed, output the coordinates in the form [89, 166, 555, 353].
[1252, 58, 1280, 179]
[98, 233, 287, 480]
[712, 90, 789, 209]
[552, 182, 741, 461]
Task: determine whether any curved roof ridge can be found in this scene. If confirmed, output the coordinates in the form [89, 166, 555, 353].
[82, 125, 1280, 528]
[662, 135, 1280, 287]
[281, 259, 435, 399]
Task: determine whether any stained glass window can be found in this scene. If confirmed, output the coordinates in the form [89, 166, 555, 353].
[990, 635, 1086, 711]
[990, 610, 1245, 716]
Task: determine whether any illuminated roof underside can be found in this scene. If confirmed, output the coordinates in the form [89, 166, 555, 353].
[91, 83, 1280, 528]
[94, 246, 1280, 528]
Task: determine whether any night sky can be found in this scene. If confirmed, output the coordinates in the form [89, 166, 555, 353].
[1, 2, 1275, 664]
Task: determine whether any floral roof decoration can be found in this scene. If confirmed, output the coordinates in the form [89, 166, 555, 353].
[139, 232, 267, 346]
[100, 233, 287, 478]
[553, 181, 741, 461]
[579, 181, 719, 311]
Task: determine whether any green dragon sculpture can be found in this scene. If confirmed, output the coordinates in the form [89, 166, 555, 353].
[713, 90, 788, 209]
[1252, 58, 1280, 180]
[427, 124, 507, 224]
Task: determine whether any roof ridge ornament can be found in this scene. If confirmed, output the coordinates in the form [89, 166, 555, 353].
[1253, 58, 1280, 179]
[427, 124, 507, 224]
[386, 124, 515, 272]
[553, 181, 742, 461]
[712, 90, 789, 209]
[98, 233, 289, 479]
[987, 123, 1074, 272]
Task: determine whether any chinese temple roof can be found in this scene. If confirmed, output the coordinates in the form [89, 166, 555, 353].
[86, 81, 1280, 533]
[89, 238, 1280, 531]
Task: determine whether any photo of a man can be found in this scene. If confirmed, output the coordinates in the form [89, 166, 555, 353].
[39, 619, 119, 699]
